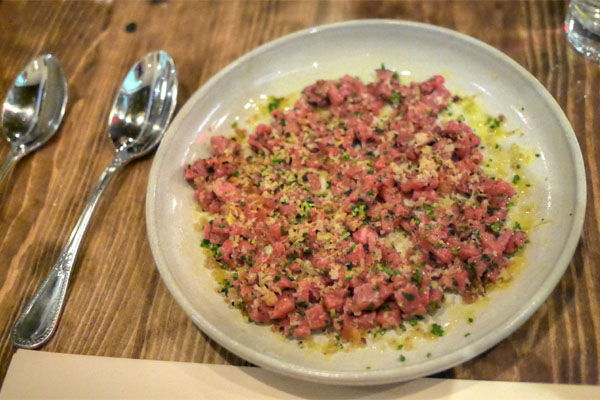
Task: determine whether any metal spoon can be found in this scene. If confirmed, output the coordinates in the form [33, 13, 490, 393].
[11, 50, 178, 349]
[0, 54, 68, 185]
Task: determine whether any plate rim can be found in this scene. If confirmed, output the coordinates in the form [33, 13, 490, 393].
[146, 19, 587, 385]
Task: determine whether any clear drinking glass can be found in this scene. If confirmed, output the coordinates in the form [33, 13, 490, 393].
[565, 0, 600, 61]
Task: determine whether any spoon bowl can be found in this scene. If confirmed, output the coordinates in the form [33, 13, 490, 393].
[11, 50, 177, 349]
[109, 51, 177, 159]
[0, 54, 67, 183]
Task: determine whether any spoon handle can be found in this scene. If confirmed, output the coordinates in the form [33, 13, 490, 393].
[11, 153, 127, 349]
[0, 149, 22, 187]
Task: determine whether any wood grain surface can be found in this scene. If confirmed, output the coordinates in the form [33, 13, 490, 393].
[0, 0, 598, 386]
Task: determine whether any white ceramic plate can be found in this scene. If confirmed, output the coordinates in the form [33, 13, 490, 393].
[146, 20, 586, 385]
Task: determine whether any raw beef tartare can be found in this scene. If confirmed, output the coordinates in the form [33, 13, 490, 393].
[184, 67, 527, 343]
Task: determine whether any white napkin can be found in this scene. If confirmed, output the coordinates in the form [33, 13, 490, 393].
[0, 350, 597, 399]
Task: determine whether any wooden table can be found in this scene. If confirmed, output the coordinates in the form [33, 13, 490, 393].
[0, 0, 598, 386]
